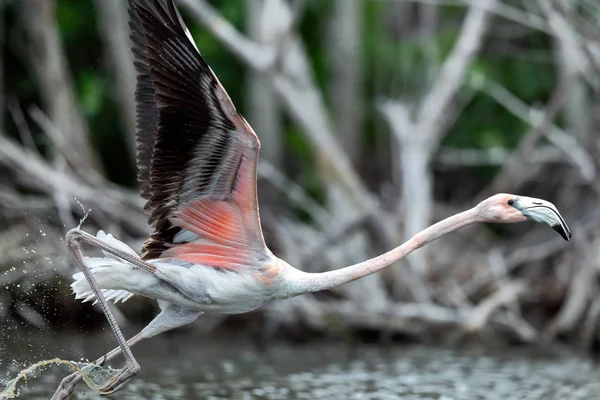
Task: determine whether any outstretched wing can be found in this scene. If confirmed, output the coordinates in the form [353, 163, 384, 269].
[128, 0, 269, 269]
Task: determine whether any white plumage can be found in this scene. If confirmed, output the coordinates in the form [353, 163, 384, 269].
[72, 231, 145, 305]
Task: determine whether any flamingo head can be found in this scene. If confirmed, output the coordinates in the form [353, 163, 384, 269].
[476, 193, 571, 241]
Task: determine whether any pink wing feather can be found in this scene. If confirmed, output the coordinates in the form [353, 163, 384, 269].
[129, 0, 268, 269]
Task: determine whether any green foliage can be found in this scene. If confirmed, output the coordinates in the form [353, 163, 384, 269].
[78, 71, 105, 118]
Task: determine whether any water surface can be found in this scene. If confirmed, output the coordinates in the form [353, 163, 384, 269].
[1, 329, 599, 399]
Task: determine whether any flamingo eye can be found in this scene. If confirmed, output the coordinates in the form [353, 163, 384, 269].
[507, 199, 514, 206]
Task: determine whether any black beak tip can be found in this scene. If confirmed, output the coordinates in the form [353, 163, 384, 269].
[553, 224, 571, 241]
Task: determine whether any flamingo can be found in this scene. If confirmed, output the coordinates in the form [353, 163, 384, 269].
[51, 0, 572, 398]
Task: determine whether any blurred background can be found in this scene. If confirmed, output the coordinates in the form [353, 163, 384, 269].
[1, 0, 600, 358]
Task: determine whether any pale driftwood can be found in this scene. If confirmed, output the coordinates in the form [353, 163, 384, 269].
[546, 234, 596, 337]
[296, 293, 538, 341]
[463, 280, 526, 332]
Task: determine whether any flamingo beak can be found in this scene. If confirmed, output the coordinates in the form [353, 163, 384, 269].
[512, 196, 571, 241]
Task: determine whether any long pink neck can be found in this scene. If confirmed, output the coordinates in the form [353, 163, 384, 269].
[290, 208, 479, 295]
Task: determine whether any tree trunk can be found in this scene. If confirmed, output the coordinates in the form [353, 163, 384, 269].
[245, 0, 283, 167]
[19, 0, 99, 170]
[554, 0, 592, 148]
[327, 0, 364, 165]
[418, 2, 440, 85]
[93, 0, 137, 159]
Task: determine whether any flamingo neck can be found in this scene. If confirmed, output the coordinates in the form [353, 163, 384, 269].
[285, 208, 479, 296]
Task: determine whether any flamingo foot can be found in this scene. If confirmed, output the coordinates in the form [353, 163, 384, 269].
[96, 363, 140, 396]
[51, 361, 139, 399]
[51, 372, 80, 400]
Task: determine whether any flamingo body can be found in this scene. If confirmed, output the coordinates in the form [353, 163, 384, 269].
[72, 232, 288, 315]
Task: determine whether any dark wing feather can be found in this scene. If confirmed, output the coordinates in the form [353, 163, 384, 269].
[128, 3, 157, 201]
[127, 0, 265, 261]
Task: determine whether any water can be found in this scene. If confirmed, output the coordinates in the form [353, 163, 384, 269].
[2, 329, 599, 399]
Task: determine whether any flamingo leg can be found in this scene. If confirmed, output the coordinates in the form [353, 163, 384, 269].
[51, 303, 201, 399]
[58, 228, 156, 397]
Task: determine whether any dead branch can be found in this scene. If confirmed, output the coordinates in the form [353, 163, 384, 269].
[417, 0, 499, 152]
[29, 107, 106, 185]
[377, 0, 497, 300]
[463, 280, 527, 332]
[582, 296, 600, 350]
[7, 99, 35, 151]
[0, 134, 148, 235]
[402, 0, 549, 33]
[472, 75, 596, 192]
[435, 146, 562, 167]
[494, 312, 538, 342]
[381, 0, 498, 230]
[546, 231, 596, 337]
[258, 161, 332, 229]
[175, 0, 273, 71]
[539, 0, 600, 89]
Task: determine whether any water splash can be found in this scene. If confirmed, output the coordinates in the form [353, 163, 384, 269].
[0, 358, 120, 398]
[74, 198, 91, 230]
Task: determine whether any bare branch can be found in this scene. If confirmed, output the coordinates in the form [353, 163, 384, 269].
[463, 280, 526, 332]
[417, 0, 499, 151]
[0, 134, 147, 234]
[29, 107, 106, 185]
[435, 146, 562, 166]
[176, 0, 274, 71]
[7, 99, 35, 151]
[539, 0, 600, 89]
[473, 74, 596, 195]
[258, 161, 331, 228]
[177, 0, 381, 215]
[546, 233, 596, 337]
